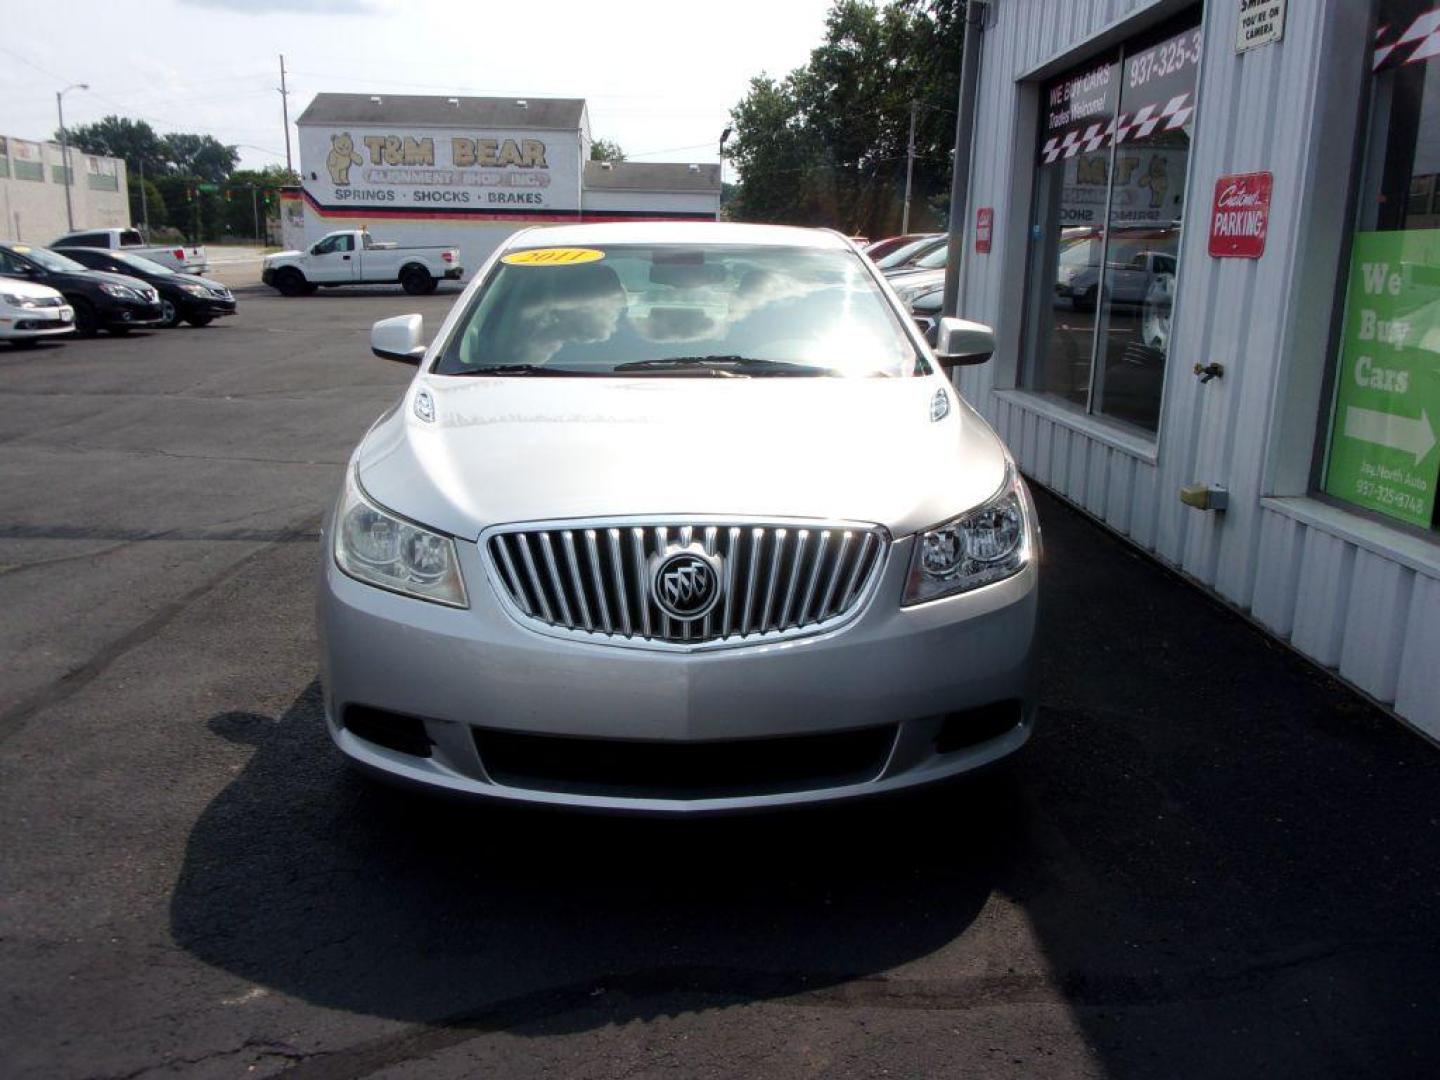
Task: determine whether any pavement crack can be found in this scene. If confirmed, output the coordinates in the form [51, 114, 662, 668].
[88, 1036, 307, 1080]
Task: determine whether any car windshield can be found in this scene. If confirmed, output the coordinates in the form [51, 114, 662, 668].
[874, 236, 941, 269]
[109, 252, 174, 276]
[436, 243, 923, 378]
[18, 246, 88, 274]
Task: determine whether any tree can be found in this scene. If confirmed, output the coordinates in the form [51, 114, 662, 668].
[61, 116, 168, 178]
[725, 0, 964, 235]
[160, 133, 239, 183]
[590, 138, 626, 163]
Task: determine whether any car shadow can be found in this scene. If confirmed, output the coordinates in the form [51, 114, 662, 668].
[170, 682, 1015, 1031]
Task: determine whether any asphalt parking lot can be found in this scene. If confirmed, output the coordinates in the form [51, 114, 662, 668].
[2, 285, 1439, 1079]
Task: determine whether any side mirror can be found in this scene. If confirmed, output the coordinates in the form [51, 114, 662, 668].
[371, 314, 425, 365]
[933, 316, 995, 369]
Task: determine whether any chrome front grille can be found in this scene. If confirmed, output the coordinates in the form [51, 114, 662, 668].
[484, 517, 889, 649]
[31, 295, 64, 308]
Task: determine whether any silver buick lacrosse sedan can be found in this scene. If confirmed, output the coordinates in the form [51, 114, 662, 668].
[319, 222, 1039, 813]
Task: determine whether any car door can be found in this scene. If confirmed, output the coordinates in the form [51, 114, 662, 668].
[307, 234, 359, 283]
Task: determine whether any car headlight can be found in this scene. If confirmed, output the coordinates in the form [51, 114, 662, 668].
[902, 466, 1035, 605]
[333, 470, 469, 607]
[182, 284, 210, 297]
[0, 293, 37, 308]
[100, 283, 140, 299]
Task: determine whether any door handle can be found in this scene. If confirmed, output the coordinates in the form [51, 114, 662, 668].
[342, 255, 351, 260]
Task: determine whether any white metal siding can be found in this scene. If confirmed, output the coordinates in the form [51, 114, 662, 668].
[957, 0, 1440, 740]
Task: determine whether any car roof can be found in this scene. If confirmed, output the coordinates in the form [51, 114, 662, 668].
[502, 221, 853, 252]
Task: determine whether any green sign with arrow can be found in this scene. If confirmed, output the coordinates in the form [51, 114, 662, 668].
[1323, 230, 1440, 528]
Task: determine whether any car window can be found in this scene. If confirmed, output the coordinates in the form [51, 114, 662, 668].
[20, 246, 88, 273]
[912, 243, 949, 270]
[437, 243, 923, 378]
[875, 236, 941, 269]
[109, 252, 173, 276]
[0, 248, 28, 275]
[119, 230, 144, 246]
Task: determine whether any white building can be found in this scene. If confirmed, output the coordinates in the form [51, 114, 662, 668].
[289, 93, 721, 272]
[950, 0, 1440, 740]
[0, 136, 129, 243]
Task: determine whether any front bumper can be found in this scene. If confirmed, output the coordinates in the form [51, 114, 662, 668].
[0, 305, 74, 338]
[182, 295, 237, 318]
[318, 526, 1039, 813]
[98, 298, 165, 328]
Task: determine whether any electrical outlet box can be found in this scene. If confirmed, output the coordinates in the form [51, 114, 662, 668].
[1180, 484, 1229, 511]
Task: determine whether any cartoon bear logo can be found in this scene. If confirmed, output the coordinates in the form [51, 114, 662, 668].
[1138, 154, 1169, 209]
[326, 132, 362, 186]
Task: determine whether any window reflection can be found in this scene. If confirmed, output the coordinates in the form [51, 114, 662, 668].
[1021, 18, 1200, 433]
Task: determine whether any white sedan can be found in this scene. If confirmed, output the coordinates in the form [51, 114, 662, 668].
[0, 279, 74, 348]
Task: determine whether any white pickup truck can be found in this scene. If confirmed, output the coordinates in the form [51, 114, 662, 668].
[262, 230, 463, 296]
[50, 228, 208, 274]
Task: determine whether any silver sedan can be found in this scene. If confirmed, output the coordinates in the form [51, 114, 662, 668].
[319, 222, 1039, 813]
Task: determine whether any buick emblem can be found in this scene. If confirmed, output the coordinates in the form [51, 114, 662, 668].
[650, 547, 722, 621]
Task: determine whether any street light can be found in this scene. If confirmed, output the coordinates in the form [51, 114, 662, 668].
[56, 82, 89, 232]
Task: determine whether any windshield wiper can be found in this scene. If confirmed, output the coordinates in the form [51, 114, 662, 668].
[455, 364, 605, 377]
[613, 355, 838, 377]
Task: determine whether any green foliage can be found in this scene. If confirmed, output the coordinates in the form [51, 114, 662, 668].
[63, 115, 243, 185]
[61, 117, 168, 177]
[589, 139, 626, 164]
[726, 0, 965, 235]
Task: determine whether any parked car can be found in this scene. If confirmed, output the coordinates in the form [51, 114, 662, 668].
[0, 243, 163, 337]
[0, 279, 74, 348]
[319, 222, 1038, 813]
[50, 227, 208, 275]
[1058, 249, 1177, 313]
[61, 249, 236, 328]
[874, 234, 945, 272]
[262, 230, 463, 296]
[865, 233, 937, 261]
[883, 238, 949, 286]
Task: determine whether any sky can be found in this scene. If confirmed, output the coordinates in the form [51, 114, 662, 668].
[0, 0, 836, 174]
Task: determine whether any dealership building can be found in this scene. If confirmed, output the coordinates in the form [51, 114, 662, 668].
[286, 93, 721, 271]
[947, 0, 1440, 739]
[0, 136, 129, 243]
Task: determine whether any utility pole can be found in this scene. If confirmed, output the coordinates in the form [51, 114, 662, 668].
[902, 100, 918, 235]
[138, 158, 150, 238]
[278, 54, 293, 173]
[55, 83, 89, 232]
[718, 126, 732, 222]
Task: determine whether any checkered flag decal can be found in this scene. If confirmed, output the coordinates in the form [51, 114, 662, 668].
[1374, 8, 1440, 70]
[1039, 91, 1193, 165]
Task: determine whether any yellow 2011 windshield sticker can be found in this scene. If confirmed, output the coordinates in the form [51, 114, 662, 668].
[501, 247, 604, 266]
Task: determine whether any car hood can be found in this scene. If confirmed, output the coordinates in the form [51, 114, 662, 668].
[355, 375, 1009, 540]
[0, 278, 64, 301]
[74, 269, 155, 291]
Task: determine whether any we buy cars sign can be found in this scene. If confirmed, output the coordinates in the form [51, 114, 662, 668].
[1209, 171, 1272, 258]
